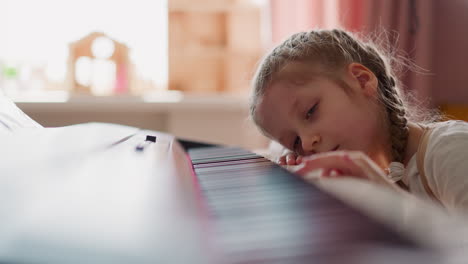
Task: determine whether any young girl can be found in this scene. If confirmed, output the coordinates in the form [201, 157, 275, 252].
[249, 29, 468, 213]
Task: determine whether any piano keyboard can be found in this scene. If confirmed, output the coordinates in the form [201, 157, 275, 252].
[187, 145, 427, 263]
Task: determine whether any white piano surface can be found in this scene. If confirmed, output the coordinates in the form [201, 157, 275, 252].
[0, 123, 212, 263]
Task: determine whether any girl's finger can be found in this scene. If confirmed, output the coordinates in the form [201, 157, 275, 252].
[294, 151, 400, 191]
[278, 155, 287, 165]
[295, 152, 366, 179]
[286, 153, 298, 165]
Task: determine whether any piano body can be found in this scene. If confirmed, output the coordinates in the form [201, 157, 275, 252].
[0, 122, 462, 263]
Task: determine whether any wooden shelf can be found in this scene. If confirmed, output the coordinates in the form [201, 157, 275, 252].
[168, 0, 266, 93]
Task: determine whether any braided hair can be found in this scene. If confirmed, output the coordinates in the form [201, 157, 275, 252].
[250, 29, 409, 163]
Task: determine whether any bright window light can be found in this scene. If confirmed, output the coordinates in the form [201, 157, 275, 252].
[75, 57, 92, 87]
[91, 37, 116, 60]
[0, 0, 168, 91]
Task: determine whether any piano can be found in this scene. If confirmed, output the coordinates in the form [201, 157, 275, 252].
[0, 123, 455, 263]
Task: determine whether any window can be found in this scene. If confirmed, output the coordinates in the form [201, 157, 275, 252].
[0, 0, 168, 95]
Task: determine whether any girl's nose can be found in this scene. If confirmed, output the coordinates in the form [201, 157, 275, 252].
[301, 134, 321, 155]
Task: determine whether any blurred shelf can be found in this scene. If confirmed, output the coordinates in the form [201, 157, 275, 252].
[7, 89, 268, 150]
[12, 91, 250, 113]
[168, 0, 264, 93]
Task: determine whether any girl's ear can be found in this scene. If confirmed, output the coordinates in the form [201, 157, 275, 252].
[348, 63, 378, 96]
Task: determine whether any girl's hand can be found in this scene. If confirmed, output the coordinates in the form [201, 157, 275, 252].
[278, 152, 303, 165]
[295, 150, 395, 187]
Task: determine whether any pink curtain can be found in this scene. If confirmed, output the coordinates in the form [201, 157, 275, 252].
[270, 0, 435, 106]
[270, 0, 327, 45]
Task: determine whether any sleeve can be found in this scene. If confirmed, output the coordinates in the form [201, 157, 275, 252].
[425, 124, 468, 212]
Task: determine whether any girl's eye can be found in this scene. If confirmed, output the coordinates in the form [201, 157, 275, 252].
[306, 103, 318, 119]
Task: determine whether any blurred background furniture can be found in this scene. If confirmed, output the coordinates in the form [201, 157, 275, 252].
[1, 0, 467, 150]
[168, 0, 265, 94]
[68, 32, 131, 96]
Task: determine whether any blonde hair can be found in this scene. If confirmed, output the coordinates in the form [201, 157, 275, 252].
[250, 29, 410, 163]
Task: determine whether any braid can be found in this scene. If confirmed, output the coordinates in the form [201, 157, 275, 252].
[379, 76, 410, 163]
[250, 29, 411, 163]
